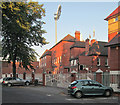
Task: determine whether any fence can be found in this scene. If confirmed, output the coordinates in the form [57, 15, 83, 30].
[45, 72, 120, 91]
[2, 73, 43, 82]
[76, 72, 110, 86]
[2, 72, 120, 91]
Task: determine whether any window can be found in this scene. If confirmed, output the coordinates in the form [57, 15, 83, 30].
[82, 81, 89, 86]
[97, 58, 100, 66]
[68, 68, 70, 72]
[60, 56, 61, 62]
[57, 57, 59, 63]
[45, 63, 46, 66]
[45, 56, 46, 59]
[55, 58, 57, 64]
[80, 65, 83, 70]
[115, 17, 118, 22]
[74, 60, 77, 66]
[70, 81, 78, 87]
[71, 60, 73, 66]
[105, 58, 108, 66]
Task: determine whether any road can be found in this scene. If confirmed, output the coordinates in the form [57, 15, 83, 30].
[2, 85, 120, 105]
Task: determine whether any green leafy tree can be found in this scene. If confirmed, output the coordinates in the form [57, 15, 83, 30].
[1, 1, 48, 78]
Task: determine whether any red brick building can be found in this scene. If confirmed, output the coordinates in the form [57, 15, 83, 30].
[2, 61, 41, 75]
[40, 34, 75, 74]
[70, 38, 108, 74]
[104, 5, 120, 74]
[40, 31, 108, 74]
[104, 5, 120, 90]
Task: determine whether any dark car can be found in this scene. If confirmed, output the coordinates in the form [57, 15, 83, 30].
[68, 79, 113, 98]
[2, 77, 30, 87]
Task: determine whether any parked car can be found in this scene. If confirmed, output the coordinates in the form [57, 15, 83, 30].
[68, 79, 113, 98]
[2, 77, 30, 87]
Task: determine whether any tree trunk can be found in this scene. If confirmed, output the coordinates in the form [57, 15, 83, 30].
[13, 55, 16, 79]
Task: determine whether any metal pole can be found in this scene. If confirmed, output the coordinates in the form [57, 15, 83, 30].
[55, 20, 57, 44]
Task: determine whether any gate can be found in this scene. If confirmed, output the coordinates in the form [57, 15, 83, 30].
[102, 72, 110, 86]
[45, 73, 71, 88]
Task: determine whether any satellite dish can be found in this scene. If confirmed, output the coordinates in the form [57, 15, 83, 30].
[54, 5, 61, 20]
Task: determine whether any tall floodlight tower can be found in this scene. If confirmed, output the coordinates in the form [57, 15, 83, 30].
[54, 5, 61, 44]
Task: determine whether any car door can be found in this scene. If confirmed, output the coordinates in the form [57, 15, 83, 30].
[10, 78, 17, 85]
[16, 78, 24, 85]
[80, 80, 94, 95]
[91, 81, 105, 95]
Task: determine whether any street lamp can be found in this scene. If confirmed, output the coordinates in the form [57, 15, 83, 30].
[54, 5, 61, 44]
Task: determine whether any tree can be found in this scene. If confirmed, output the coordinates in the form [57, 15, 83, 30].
[1, 1, 48, 78]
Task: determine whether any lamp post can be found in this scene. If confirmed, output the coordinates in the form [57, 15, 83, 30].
[54, 5, 61, 44]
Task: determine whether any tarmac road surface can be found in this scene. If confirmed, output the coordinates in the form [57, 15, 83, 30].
[2, 85, 120, 105]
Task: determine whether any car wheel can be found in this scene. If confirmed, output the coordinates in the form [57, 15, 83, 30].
[8, 83, 12, 87]
[25, 82, 30, 86]
[75, 91, 83, 98]
[104, 90, 111, 97]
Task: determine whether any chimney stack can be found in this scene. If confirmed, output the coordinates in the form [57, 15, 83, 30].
[75, 31, 80, 41]
[85, 38, 89, 56]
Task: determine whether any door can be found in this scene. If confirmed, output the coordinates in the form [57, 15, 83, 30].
[81, 81, 94, 95]
[15, 78, 24, 85]
[89, 81, 104, 95]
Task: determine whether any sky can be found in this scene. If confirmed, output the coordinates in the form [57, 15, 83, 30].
[32, 1, 119, 61]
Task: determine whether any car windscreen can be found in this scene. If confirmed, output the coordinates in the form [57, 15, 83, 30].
[70, 81, 78, 86]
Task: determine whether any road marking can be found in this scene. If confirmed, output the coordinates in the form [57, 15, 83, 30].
[46, 94, 52, 97]
[65, 98, 78, 101]
[65, 97, 118, 101]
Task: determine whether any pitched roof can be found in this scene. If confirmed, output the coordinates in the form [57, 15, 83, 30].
[40, 49, 52, 59]
[88, 41, 108, 56]
[70, 41, 85, 49]
[50, 34, 75, 50]
[105, 6, 120, 20]
[62, 34, 75, 41]
[105, 33, 120, 47]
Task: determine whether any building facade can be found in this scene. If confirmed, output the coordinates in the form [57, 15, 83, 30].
[105, 5, 120, 75]
[105, 5, 120, 90]
[40, 31, 108, 74]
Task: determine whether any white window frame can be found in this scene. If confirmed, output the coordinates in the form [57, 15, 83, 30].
[71, 60, 73, 66]
[74, 60, 77, 66]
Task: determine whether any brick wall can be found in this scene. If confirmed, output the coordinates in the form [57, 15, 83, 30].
[110, 46, 120, 70]
[70, 47, 85, 58]
[79, 56, 108, 73]
[2, 61, 42, 74]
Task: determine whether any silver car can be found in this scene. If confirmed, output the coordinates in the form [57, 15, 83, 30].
[2, 77, 30, 87]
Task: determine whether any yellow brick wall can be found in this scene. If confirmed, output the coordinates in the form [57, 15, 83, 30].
[108, 15, 120, 35]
